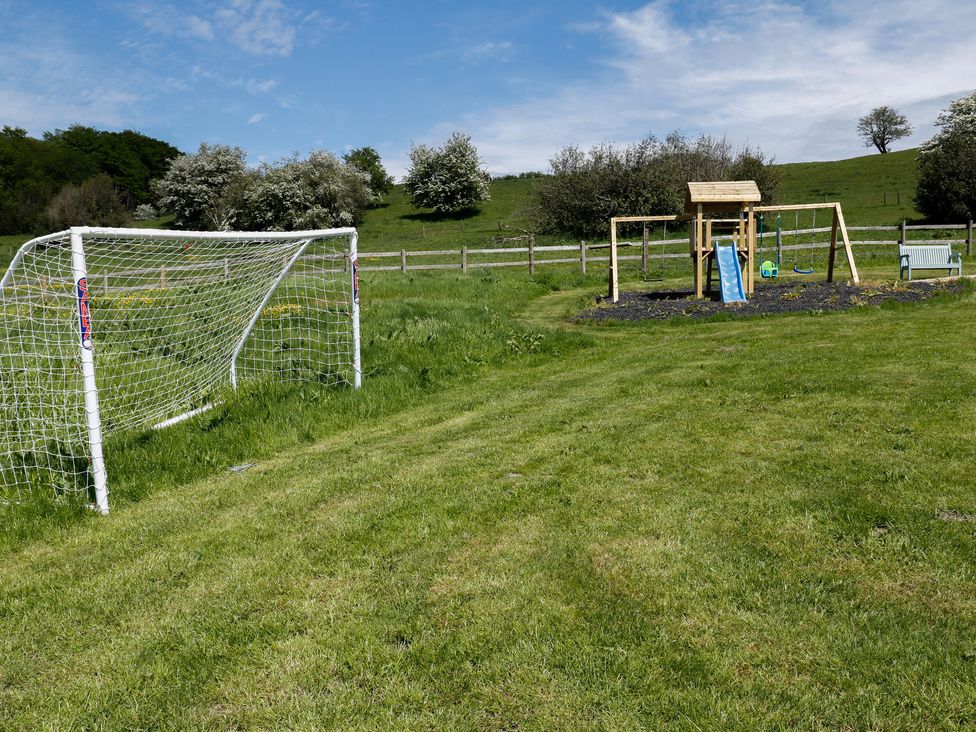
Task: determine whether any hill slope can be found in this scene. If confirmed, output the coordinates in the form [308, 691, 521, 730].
[358, 149, 923, 251]
[775, 148, 920, 224]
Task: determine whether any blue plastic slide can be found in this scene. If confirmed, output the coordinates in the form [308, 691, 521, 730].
[714, 243, 746, 303]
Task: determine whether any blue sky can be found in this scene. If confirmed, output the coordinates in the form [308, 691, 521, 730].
[1, 0, 973, 177]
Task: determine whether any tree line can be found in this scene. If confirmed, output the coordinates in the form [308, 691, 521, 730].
[0, 125, 181, 234]
[2, 90, 974, 236]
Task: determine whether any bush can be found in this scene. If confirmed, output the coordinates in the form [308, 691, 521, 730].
[44, 174, 130, 230]
[404, 133, 491, 214]
[154, 143, 249, 230]
[133, 203, 157, 221]
[533, 133, 779, 239]
[240, 151, 377, 230]
[916, 92, 976, 222]
[155, 144, 378, 232]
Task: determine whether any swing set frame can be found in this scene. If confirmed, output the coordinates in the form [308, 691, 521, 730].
[607, 181, 860, 303]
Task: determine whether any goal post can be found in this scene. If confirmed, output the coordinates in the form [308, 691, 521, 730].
[0, 226, 362, 513]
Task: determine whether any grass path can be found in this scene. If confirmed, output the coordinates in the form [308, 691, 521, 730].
[2, 284, 975, 729]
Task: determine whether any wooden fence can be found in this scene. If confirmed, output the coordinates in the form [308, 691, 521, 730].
[358, 222, 975, 275]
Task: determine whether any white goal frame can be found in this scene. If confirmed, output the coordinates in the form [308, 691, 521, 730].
[1, 226, 361, 514]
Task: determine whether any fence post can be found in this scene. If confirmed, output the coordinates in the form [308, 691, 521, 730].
[884, 191, 888, 206]
[400, 249, 407, 273]
[160, 266, 166, 288]
[897, 189, 901, 205]
[900, 220, 906, 247]
[968, 220, 973, 256]
[580, 241, 587, 274]
[461, 246, 468, 272]
[528, 234, 535, 275]
[641, 225, 649, 274]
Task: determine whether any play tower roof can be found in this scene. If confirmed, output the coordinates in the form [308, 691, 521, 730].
[685, 181, 761, 213]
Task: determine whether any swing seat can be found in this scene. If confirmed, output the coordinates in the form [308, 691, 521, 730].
[760, 260, 778, 278]
[793, 265, 815, 275]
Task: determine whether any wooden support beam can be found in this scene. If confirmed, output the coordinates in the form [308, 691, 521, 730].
[834, 203, 859, 283]
[609, 222, 619, 302]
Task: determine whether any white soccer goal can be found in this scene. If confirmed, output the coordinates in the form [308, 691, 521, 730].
[0, 227, 361, 514]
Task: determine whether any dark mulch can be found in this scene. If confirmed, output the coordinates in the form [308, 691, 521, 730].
[579, 280, 966, 322]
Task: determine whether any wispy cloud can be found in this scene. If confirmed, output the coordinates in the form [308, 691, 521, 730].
[126, 2, 214, 41]
[433, 0, 976, 174]
[247, 112, 267, 124]
[215, 0, 298, 56]
[461, 41, 514, 64]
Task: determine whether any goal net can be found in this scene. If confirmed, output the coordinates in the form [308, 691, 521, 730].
[0, 227, 361, 513]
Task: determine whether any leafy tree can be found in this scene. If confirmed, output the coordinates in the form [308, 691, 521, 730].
[154, 144, 249, 230]
[857, 107, 913, 154]
[343, 146, 394, 198]
[0, 125, 178, 234]
[404, 133, 490, 214]
[916, 91, 976, 221]
[533, 132, 778, 239]
[240, 151, 377, 230]
[45, 174, 130, 230]
[156, 145, 377, 231]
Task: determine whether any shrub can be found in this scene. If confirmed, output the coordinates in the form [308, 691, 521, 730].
[533, 132, 779, 239]
[917, 92, 976, 222]
[404, 133, 491, 214]
[44, 174, 130, 230]
[133, 203, 157, 221]
[154, 143, 249, 230]
[240, 151, 377, 230]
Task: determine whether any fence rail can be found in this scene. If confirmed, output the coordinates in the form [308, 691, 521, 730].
[358, 221, 975, 275]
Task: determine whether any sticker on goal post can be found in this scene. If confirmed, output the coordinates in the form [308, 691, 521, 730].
[76, 277, 93, 350]
[352, 259, 359, 304]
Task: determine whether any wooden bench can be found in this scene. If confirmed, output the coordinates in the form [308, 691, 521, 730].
[899, 242, 962, 280]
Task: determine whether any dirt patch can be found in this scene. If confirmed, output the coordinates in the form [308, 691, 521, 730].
[579, 280, 965, 322]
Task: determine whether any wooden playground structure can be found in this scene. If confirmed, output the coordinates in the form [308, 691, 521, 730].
[608, 181, 860, 302]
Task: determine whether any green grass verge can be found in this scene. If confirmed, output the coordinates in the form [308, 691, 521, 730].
[1, 269, 975, 729]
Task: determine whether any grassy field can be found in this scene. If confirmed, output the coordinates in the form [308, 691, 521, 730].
[354, 149, 926, 253]
[776, 149, 921, 225]
[1, 267, 975, 728]
[2, 151, 975, 728]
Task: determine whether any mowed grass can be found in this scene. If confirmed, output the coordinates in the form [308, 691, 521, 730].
[1, 267, 975, 729]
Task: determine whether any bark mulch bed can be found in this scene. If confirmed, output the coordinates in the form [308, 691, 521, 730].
[579, 280, 965, 322]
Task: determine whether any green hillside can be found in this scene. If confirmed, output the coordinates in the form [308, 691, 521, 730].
[0, 150, 927, 266]
[776, 148, 921, 224]
[357, 149, 924, 252]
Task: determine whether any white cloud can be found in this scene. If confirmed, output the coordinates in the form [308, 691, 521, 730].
[420, 0, 976, 174]
[215, 0, 297, 56]
[247, 112, 267, 124]
[461, 41, 514, 64]
[0, 43, 140, 133]
[127, 3, 214, 41]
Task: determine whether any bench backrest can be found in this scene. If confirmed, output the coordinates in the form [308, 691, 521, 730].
[899, 243, 956, 268]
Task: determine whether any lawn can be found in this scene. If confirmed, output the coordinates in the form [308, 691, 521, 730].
[2, 150, 975, 729]
[1, 265, 975, 729]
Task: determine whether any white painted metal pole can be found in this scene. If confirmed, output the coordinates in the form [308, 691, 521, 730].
[70, 229, 109, 515]
[350, 231, 362, 389]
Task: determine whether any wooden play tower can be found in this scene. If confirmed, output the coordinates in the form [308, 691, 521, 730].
[687, 181, 760, 299]
[607, 181, 860, 302]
